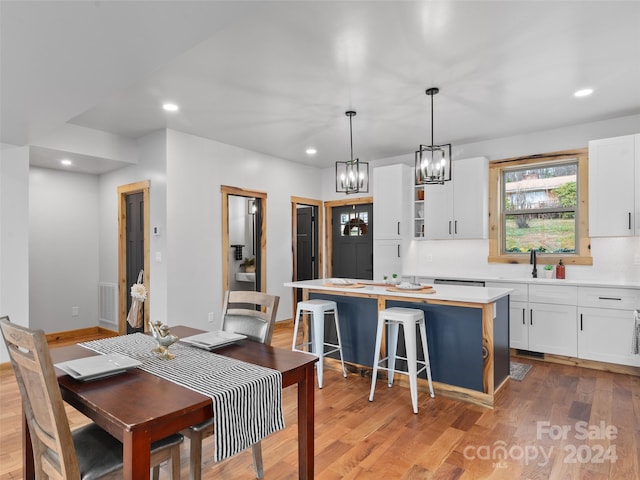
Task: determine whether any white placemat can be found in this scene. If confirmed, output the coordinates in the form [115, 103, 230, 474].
[80, 333, 284, 461]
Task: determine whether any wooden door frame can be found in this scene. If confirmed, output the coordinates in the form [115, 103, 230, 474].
[221, 186, 267, 300]
[290, 196, 323, 319]
[117, 180, 150, 334]
[323, 196, 373, 278]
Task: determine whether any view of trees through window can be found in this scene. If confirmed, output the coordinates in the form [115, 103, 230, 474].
[502, 161, 578, 254]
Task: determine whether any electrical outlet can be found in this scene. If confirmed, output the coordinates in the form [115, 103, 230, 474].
[71, 306, 79, 317]
[208, 312, 214, 323]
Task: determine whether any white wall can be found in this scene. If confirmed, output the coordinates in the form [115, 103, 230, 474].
[29, 168, 100, 331]
[165, 129, 322, 331]
[0, 144, 30, 363]
[357, 114, 640, 283]
[98, 130, 168, 328]
[34, 124, 139, 165]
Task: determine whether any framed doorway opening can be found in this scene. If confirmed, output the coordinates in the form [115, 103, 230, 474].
[221, 186, 267, 299]
[290, 196, 323, 318]
[324, 196, 373, 279]
[117, 180, 150, 334]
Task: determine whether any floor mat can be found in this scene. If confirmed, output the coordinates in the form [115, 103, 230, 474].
[510, 361, 532, 381]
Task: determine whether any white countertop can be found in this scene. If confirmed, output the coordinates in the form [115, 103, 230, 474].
[407, 273, 640, 289]
[285, 279, 512, 304]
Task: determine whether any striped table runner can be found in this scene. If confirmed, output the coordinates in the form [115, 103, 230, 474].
[80, 333, 284, 461]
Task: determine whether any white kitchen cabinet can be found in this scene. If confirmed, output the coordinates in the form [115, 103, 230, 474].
[578, 307, 640, 367]
[577, 286, 640, 367]
[373, 240, 403, 281]
[578, 286, 640, 310]
[588, 134, 640, 237]
[373, 164, 412, 280]
[509, 301, 529, 350]
[528, 303, 578, 357]
[529, 284, 578, 305]
[527, 285, 578, 356]
[417, 156, 488, 239]
[487, 281, 577, 356]
[373, 164, 412, 240]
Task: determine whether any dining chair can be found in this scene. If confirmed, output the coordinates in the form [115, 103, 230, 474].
[0, 316, 183, 480]
[183, 290, 280, 480]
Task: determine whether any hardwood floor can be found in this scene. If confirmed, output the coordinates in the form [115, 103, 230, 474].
[1, 323, 638, 479]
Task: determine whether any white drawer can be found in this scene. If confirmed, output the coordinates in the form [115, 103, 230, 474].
[578, 287, 640, 310]
[485, 281, 528, 302]
[529, 284, 578, 305]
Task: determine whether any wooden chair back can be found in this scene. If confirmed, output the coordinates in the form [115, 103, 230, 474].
[221, 290, 279, 345]
[0, 316, 80, 479]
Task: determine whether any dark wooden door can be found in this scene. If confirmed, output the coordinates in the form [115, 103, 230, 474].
[331, 203, 373, 279]
[296, 206, 317, 281]
[126, 192, 144, 333]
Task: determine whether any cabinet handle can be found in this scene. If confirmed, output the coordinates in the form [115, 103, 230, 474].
[397, 222, 400, 235]
[397, 244, 400, 258]
[598, 296, 622, 301]
[580, 313, 583, 331]
[530, 309, 533, 325]
[454, 220, 458, 235]
[448, 221, 452, 235]
[629, 212, 632, 230]
[522, 308, 526, 325]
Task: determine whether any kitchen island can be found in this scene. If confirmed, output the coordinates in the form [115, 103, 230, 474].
[285, 279, 512, 408]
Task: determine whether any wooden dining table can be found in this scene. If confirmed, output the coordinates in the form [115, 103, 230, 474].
[24, 325, 317, 480]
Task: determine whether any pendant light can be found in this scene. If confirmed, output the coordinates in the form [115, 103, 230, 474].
[415, 87, 452, 185]
[336, 111, 369, 194]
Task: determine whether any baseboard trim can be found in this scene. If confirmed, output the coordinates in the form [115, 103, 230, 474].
[45, 326, 118, 345]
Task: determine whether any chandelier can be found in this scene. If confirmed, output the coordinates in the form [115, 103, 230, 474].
[336, 111, 369, 194]
[415, 87, 452, 185]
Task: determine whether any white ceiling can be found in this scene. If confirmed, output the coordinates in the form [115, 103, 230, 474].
[2, 1, 640, 173]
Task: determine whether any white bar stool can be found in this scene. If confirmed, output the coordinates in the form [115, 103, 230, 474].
[292, 299, 347, 388]
[369, 307, 435, 413]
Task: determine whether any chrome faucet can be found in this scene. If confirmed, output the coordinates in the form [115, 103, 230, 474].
[530, 249, 537, 278]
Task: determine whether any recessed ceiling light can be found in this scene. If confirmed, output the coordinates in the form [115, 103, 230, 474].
[574, 88, 594, 98]
[305, 148, 317, 155]
[162, 103, 179, 112]
[60, 159, 72, 166]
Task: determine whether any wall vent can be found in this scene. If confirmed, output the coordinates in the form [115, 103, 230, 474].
[99, 283, 118, 325]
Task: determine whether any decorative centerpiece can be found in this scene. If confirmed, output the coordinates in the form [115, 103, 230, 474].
[543, 265, 554, 278]
[149, 321, 179, 360]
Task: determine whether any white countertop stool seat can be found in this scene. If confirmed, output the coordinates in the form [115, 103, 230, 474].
[369, 307, 435, 413]
[292, 299, 347, 388]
